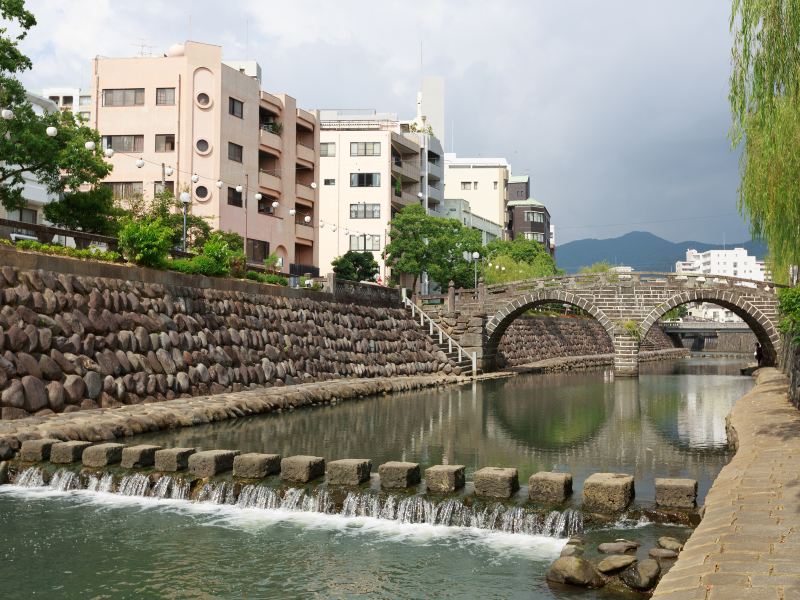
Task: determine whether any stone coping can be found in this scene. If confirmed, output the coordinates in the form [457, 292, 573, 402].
[653, 368, 800, 599]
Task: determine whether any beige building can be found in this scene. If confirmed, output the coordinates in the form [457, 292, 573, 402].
[317, 109, 444, 280]
[91, 41, 319, 272]
[443, 154, 509, 227]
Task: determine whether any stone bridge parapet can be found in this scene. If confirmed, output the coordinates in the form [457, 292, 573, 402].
[418, 272, 782, 376]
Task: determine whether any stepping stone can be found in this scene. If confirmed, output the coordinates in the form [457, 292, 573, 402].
[327, 459, 372, 485]
[425, 464, 465, 493]
[657, 536, 683, 552]
[582, 472, 634, 512]
[649, 548, 678, 559]
[598, 540, 639, 554]
[154, 448, 197, 472]
[19, 438, 60, 462]
[528, 472, 572, 503]
[233, 453, 281, 479]
[121, 445, 163, 469]
[474, 467, 519, 499]
[280, 455, 325, 483]
[378, 461, 421, 489]
[188, 450, 239, 478]
[655, 478, 697, 508]
[597, 555, 637, 574]
[82, 443, 125, 468]
[50, 441, 92, 464]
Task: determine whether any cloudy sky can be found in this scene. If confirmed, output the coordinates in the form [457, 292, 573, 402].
[16, 0, 747, 244]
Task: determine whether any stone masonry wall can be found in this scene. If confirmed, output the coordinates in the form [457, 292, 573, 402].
[0, 257, 456, 420]
[496, 315, 675, 368]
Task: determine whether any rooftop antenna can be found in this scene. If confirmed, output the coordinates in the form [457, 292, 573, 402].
[188, 15, 192, 40]
[131, 40, 156, 56]
[245, 19, 249, 56]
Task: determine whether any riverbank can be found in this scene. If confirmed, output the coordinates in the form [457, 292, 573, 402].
[653, 368, 800, 599]
[505, 348, 690, 374]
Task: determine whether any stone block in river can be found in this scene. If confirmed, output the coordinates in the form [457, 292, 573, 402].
[19, 438, 61, 462]
[597, 555, 637, 574]
[378, 461, 421, 489]
[620, 558, 661, 591]
[82, 443, 125, 467]
[528, 471, 572, 503]
[654, 478, 697, 508]
[154, 447, 197, 472]
[121, 445, 163, 469]
[281, 455, 325, 483]
[474, 467, 519, 499]
[188, 450, 239, 478]
[545, 556, 604, 588]
[233, 453, 281, 479]
[424, 464, 465, 493]
[50, 440, 93, 464]
[582, 472, 634, 512]
[327, 459, 372, 485]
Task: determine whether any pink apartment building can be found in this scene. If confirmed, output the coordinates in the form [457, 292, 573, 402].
[91, 41, 319, 273]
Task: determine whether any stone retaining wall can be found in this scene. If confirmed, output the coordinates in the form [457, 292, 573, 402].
[0, 248, 457, 420]
[496, 315, 676, 368]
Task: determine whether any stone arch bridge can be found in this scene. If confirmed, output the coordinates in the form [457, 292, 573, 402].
[418, 272, 782, 376]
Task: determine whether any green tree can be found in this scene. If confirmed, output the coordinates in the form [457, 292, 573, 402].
[118, 218, 173, 268]
[483, 236, 559, 283]
[147, 190, 212, 251]
[0, 1, 111, 213]
[43, 186, 123, 237]
[730, 0, 800, 283]
[332, 250, 380, 281]
[578, 261, 613, 274]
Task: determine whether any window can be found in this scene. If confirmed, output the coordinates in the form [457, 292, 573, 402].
[102, 88, 144, 107]
[461, 182, 472, 191]
[524, 211, 544, 223]
[79, 95, 92, 106]
[350, 234, 381, 251]
[320, 142, 336, 157]
[258, 196, 278, 214]
[195, 185, 209, 199]
[105, 181, 143, 200]
[350, 142, 381, 156]
[156, 88, 175, 106]
[524, 231, 545, 243]
[78, 111, 90, 121]
[62, 96, 73, 106]
[227, 186, 243, 207]
[246, 239, 269, 263]
[9, 207, 37, 224]
[350, 173, 381, 187]
[154, 181, 175, 195]
[102, 135, 144, 152]
[473, 181, 478, 189]
[229, 97, 244, 118]
[155, 134, 175, 152]
[324, 178, 336, 186]
[228, 142, 243, 163]
[350, 203, 381, 219]
[196, 92, 211, 107]
[493, 181, 498, 190]
[195, 139, 209, 153]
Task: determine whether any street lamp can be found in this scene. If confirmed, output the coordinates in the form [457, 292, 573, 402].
[472, 251, 480, 289]
[85, 141, 96, 151]
[45, 126, 57, 137]
[179, 192, 191, 252]
[1, 109, 13, 120]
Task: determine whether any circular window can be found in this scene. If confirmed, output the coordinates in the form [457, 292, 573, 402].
[195, 185, 209, 200]
[196, 92, 211, 107]
[195, 139, 210, 154]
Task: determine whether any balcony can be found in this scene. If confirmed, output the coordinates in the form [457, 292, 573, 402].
[427, 184, 443, 201]
[390, 131, 420, 154]
[390, 158, 419, 182]
[296, 108, 316, 129]
[259, 128, 282, 153]
[260, 91, 283, 115]
[296, 142, 315, 164]
[295, 222, 315, 241]
[296, 182, 315, 202]
[259, 171, 281, 194]
[427, 158, 443, 181]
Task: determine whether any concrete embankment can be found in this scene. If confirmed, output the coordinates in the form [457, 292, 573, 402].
[507, 348, 689, 374]
[653, 368, 800, 599]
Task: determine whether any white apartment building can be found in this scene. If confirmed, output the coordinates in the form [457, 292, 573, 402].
[42, 87, 93, 122]
[90, 41, 319, 272]
[675, 248, 767, 280]
[443, 154, 509, 227]
[317, 106, 444, 280]
[432, 198, 502, 245]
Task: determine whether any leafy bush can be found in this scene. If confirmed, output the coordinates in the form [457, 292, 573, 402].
[332, 250, 379, 282]
[263, 273, 288, 286]
[229, 251, 247, 278]
[118, 219, 173, 268]
[13, 239, 121, 262]
[619, 319, 642, 341]
[778, 286, 800, 338]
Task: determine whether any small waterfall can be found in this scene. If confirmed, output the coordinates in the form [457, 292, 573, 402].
[86, 473, 114, 493]
[151, 476, 190, 500]
[49, 469, 80, 492]
[197, 482, 235, 505]
[15, 467, 45, 488]
[236, 485, 281, 510]
[118, 474, 150, 497]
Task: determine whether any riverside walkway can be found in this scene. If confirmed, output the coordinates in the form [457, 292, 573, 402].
[653, 368, 800, 600]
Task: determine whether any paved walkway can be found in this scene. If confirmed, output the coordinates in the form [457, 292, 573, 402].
[653, 368, 800, 600]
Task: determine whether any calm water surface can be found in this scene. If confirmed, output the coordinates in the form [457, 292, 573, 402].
[0, 356, 752, 599]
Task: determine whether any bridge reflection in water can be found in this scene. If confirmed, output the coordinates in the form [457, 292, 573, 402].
[137, 357, 753, 504]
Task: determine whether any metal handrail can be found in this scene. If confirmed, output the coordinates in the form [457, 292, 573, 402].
[403, 296, 476, 377]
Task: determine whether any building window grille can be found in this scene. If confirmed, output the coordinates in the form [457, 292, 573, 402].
[320, 142, 336, 157]
[102, 135, 144, 153]
[102, 88, 144, 107]
[156, 88, 175, 106]
[350, 142, 381, 156]
[350, 173, 381, 187]
[155, 134, 175, 152]
[349, 234, 381, 251]
[350, 203, 381, 219]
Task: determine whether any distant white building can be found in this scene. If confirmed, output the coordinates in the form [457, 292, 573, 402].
[675, 247, 767, 281]
[432, 198, 502, 245]
[42, 87, 93, 122]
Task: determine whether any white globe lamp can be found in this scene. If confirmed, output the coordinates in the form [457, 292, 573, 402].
[46, 126, 58, 137]
[85, 140, 96, 151]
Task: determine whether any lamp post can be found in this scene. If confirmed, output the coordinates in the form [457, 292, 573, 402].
[472, 251, 480, 289]
[179, 192, 191, 252]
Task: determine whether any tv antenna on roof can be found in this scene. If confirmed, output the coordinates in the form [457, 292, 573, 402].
[131, 40, 156, 57]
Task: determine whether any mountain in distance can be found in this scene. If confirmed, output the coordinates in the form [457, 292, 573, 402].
[556, 231, 768, 274]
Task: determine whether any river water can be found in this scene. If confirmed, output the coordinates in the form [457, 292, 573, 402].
[0, 356, 752, 599]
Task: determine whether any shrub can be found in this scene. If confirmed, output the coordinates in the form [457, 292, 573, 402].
[12, 239, 121, 262]
[263, 273, 288, 286]
[778, 286, 800, 340]
[118, 219, 173, 268]
[196, 233, 232, 277]
[229, 251, 247, 278]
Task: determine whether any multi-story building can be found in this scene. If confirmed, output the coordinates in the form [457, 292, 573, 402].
[317, 107, 444, 280]
[443, 154, 509, 227]
[675, 248, 767, 280]
[432, 198, 501, 245]
[502, 174, 555, 255]
[91, 41, 319, 273]
[0, 93, 60, 232]
[42, 87, 93, 122]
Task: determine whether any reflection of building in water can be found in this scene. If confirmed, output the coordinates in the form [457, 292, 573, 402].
[676, 389, 731, 448]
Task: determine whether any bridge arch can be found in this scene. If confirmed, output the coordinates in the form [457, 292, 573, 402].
[483, 289, 616, 370]
[639, 289, 781, 365]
